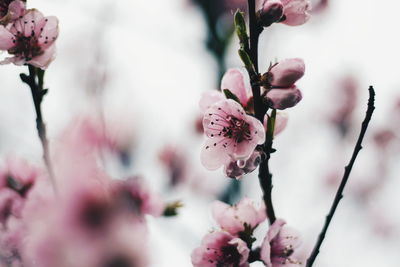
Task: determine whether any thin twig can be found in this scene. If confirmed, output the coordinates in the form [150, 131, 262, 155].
[248, 0, 264, 122]
[21, 65, 58, 193]
[306, 86, 376, 267]
[247, 0, 276, 225]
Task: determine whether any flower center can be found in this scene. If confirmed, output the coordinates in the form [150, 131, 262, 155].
[222, 116, 251, 143]
[217, 245, 241, 267]
[9, 32, 43, 61]
[80, 198, 110, 230]
[103, 254, 135, 267]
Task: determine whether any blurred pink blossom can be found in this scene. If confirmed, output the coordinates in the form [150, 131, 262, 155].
[201, 99, 265, 170]
[0, 8, 58, 69]
[191, 231, 250, 267]
[329, 76, 358, 136]
[159, 145, 189, 186]
[0, 158, 39, 225]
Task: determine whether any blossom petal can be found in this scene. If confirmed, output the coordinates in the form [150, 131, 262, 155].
[0, 26, 14, 50]
[221, 68, 252, 106]
[20, 9, 44, 37]
[37, 16, 59, 48]
[28, 42, 56, 69]
[201, 137, 233, 170]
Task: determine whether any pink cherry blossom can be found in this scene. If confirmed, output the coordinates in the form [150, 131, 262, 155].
[224, 149, 264, 179]
[0, 0, 25, 25]
[191, 231, 250, 267]
[257, 0, 284, 27]
[211, 197, 266, 235]
[201, 99, 265, 170]
[221, 68, 252, 107]
[267, 86, 303, 110]
[260, 219, 303, 266]
[281, 0, 311, 26]
[0, 9, 59, 69]
[268, 58, 305, 88]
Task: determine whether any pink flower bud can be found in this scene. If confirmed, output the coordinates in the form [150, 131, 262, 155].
[281, 0, 311, 26]
[269, 58, 305, 87]
[257, 0, 284, 27]
[266, 86, 302, 110]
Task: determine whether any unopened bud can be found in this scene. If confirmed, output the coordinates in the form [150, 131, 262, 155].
[266, 86, 302, 110]
[268, 58, 305, 87]
[257, 0, 284, 27]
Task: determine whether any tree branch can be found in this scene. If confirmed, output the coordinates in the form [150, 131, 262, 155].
[306, 86, 376, 267]
[247, 0, 276, 225]
[21, 65, 58, 193]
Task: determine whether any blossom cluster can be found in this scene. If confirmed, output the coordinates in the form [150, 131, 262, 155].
[199, 58, 305, 178]
[191, 198, 304, 266]
[193, 0, 311, 266]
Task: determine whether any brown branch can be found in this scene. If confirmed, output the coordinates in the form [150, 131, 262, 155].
[306, 86, 376, 267]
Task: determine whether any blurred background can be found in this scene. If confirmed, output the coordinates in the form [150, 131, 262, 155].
[0, 0, 399, 266]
